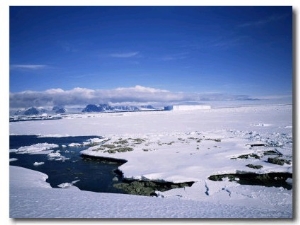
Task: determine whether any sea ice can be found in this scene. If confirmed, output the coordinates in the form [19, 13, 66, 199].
[9, 103, 293, 218]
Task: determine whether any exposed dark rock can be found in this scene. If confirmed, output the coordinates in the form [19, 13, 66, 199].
[209, 174, 238, 182]
[263, 150, 283, 156]
[234, 153, 260, 159]
[267, 157, 291, 165]
[81, 154, 195, 196]
[208, 172, 292, 190]
[250, 143, 266, 147]
[104, 147, 134, 154]
[246, 164, 263, 169]
[80, 154, 127, 164]
[205, 138, 221, 142]
[113, 179, 194, 196]
[91, 144, 134, 153]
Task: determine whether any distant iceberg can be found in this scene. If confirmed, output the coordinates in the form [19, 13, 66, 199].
[165, 105, 211, 111]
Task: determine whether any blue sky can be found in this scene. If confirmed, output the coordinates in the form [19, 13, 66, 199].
[9, 6, 292, 107]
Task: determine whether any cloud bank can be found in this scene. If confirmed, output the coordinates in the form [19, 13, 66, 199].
[10, 85, 255, 108]
[110, 52, 139, 58]
[10, 64, 47, 70]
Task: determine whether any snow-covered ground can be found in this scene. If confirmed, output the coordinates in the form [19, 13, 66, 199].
[9, 165, 292, 218]
[9, 103, 293, 219]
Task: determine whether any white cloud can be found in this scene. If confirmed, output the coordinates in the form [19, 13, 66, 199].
[9, 85, 256, 108]
[238, 14, 289, 28]
[110, 52, 139, 58]
[45, 88, 65, 94]
[115, 85, 168, 93]
[255, 94, 292, 100]
[10, 64, 47, 70]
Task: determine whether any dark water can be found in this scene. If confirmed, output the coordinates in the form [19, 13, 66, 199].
[9, 135, 126, 194]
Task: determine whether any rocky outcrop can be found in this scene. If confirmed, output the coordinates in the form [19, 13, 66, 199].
[208, 172, 292, 190]
[113, 179, 194, 196]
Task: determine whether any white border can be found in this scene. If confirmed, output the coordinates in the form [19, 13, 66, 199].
[1, 1, 298, 225]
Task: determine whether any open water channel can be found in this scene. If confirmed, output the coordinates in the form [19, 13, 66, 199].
[9, 135, 126, 194]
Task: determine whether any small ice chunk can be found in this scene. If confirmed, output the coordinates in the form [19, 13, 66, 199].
[286, 178, 293, 185]
[10, 143, 59, 154]
[48, 152, 61, 158]
[57, 183, 73, 188]
[71, 180, 80, 184]
[68, 143, 81, 147]
[33, 162, 44, 166]
[9, 158, 18, 162]
[58, 180, 80, 188]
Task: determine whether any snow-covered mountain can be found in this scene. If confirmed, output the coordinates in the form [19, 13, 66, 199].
[14, 107, 42, 116]
[24, 107, 40, 115]
[11, 103, 213, 117]
[52, 106, 66, 114]
[13, 106, 67, 116]
[10, 104, 160, 117]
[82, 104, 158, 113]
[82, 104, 113, 112]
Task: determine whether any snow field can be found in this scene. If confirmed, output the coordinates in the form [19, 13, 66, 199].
[10, 166, 292, 218]
[9, 104, 293, 218]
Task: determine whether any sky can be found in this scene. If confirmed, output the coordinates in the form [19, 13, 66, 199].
[9, 6, 293, 108]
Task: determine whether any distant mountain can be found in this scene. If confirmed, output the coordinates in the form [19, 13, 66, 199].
[13, 106, 66, 116]
[11, 104, 160, 117]
[14, 107, 43, 116]
[14, 109, 24, 116]
[24, 107, 39, 115]
[82, 104, 112, 112]
[52, 106, 66, 114]
[114, 105, 139, 112]
[140, 105, 156, 110]
[82, 104, 157, 113]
